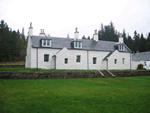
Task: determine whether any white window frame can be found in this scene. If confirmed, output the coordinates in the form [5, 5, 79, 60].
[44, 54, 49, 62]
[118, 44, 125, 51]
[74, 41, 82, 48]
[42, 40, 51, 47]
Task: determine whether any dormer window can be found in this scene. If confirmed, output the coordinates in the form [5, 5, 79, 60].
[42, 39, 51, 47]
[118, 44, 125, 51]
[74, 41, 82, 48]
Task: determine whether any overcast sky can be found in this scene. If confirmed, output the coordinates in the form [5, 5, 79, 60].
[0, 0, 150, 39]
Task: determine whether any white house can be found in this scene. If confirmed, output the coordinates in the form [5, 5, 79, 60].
[132, 51, 150, 70]
[25, 23, 132, 70]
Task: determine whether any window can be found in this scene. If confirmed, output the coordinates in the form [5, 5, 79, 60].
[144, 62, 146, 66]
[114, 59, 117, 64]
[74, 41, 82, 48]
[118, 44, 125, 51]
[122, 58, 125, 64]
[93, 57, 97, 64]
[65, 58, 68, 64]
[44, 54, 49, 62]
[42, 39, 51, 47]
[76, 55, 81, 62]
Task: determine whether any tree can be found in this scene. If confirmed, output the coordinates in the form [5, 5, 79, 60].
[140, 33, 146, 52]
[146, 33, 150, 51]
[87, 36, 90, 40]
[82, 35, 86, 39]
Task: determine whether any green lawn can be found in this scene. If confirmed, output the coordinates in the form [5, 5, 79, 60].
[0, 67, 97, 72]
[0, 77, 150, 113]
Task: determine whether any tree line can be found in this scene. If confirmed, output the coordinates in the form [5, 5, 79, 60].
[82, 21, 150, 53]
[0, 20, 26, 62]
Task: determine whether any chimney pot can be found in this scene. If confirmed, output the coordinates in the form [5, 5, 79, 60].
[30, 22, 32, 27]
[95, 29, 97, 34]
[75, 27, 78, 32]
[119, 33, 122, 37]
[41, 29, 43, 33]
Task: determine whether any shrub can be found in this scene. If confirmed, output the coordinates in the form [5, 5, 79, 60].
[137, 64, 144, 70]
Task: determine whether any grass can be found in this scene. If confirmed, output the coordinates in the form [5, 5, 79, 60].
[0, 67, 97, 72]
[0, 60, 25, 65]
[0, 76, 150, 113]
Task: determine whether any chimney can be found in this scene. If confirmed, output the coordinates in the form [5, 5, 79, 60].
[119, 33, 124, 43]
[28, 22, 33, 36]
[93, 29, 98, 41]
[74, 27, 79, 40]
[39, 29, 45, 36]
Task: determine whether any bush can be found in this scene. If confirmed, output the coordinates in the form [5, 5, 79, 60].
[137, 64, 144, 70]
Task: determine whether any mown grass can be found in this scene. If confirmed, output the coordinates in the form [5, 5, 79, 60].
[0, 67, 97, 72]
[0, 60, 25, 65]
[0, 76, 150, 113]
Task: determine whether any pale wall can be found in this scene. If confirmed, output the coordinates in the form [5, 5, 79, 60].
[108, 50, 131, 70]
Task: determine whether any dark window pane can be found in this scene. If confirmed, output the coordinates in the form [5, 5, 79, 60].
[43, 40, 46, 45]
[76, 55, 80, 62]
[93, 57, 96, 64]
[114, 59, 117, 64]
[47, 40, 50, 46]
[44, 54, 49, 62]
[65, 58, 68, 64]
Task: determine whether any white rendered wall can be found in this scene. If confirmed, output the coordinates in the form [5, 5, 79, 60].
[132, 61, 150, 70]
[74, 32, 79, 40]
[119, 37, 123, 43]
[56, 49, 87, 70]
[107, 50, 131, 70]
[93, 34, 98, 41]
[25, 36, 32, 68]
[88, 51, 109, 70]
[37, 48, 60, 69]
[131, 61, 139, 70]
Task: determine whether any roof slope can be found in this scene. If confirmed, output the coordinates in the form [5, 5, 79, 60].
[31, 36, 130, 52]
[132, 51, 150, 61]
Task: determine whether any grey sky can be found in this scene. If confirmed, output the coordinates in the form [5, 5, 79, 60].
[0, 0, 150, 39]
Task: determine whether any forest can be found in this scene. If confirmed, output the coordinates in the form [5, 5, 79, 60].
[0, 20, 150, 62]
[0, 20, 26, 62]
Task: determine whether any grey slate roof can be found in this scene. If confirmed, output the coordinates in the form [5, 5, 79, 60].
[132, 51, 150, 61]
[31, 36, 130, 52]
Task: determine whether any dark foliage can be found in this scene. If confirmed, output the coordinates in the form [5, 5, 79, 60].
[98, 21, 150, 53]
[0, 20, 26, 62]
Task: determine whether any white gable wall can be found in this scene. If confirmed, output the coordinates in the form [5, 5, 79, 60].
[88, 51, 109, 70]
[107, 50, 131, 70]
[37, 48, 60, 69]
[25, 36, 32, 68]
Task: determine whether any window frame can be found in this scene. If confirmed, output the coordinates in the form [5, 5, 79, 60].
[122, 58, 125, 64]
[74, 41, 82, 48]
[44, 54, 49, 62]
[118, 44, 125, 51]
[114, 59, 117, 64]
[76, 55, 81, 63]
[144, 62, 146, 66]
[65, 58, 68, 64]
[42, 39, 51, 47]
[93, 57, 97, 64]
